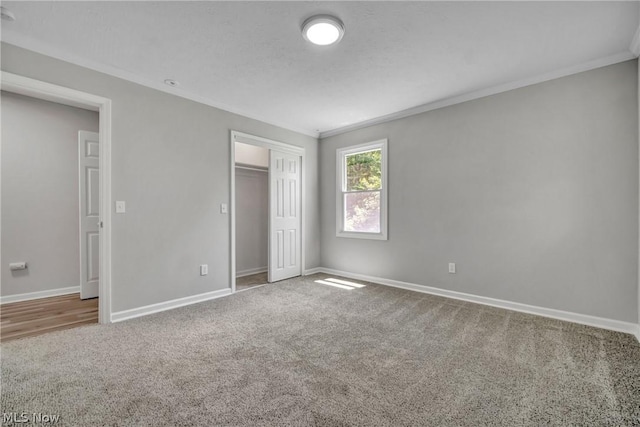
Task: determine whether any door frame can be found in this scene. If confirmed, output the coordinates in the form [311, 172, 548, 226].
[229, 130, 305, 293]
[1, 71, 113, 324]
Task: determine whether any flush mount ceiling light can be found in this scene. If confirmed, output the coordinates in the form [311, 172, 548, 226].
[302, 15, 344, 46]
[1, 6, 16, 21]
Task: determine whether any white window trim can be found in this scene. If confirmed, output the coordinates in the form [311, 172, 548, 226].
[336, 139, 388, 240]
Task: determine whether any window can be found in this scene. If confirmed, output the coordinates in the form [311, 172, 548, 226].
[336, 139, 388, 240]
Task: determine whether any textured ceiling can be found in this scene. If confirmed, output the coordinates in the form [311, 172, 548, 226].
[2, 1, 639, 137]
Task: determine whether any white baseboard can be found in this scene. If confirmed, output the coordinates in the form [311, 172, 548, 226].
[303, 267, 323, 276]
[0, 286, 80, 305]
[236, 267, 268, 278]
[111, 288, 232, 323]
[317, 268, 640, 339]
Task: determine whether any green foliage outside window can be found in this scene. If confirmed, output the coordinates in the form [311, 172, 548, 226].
[344, 149, 382, 233]
[346, 150, 382, 191]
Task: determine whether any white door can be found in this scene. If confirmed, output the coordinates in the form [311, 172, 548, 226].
[79, 131, 100, 299]
[269, 150, 301, 282]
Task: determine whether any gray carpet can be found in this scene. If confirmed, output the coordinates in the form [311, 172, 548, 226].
[1, 273, 639, 426]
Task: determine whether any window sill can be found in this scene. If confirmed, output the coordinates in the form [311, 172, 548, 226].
[336, 231, 388, 241]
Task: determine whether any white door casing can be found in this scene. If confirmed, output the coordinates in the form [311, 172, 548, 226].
[79, 130, 100, 299]
[269, 150, 302, 282]
[2, 71, 112, 323]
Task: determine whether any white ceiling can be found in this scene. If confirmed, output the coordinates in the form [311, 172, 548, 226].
[2, 2, 639, 137]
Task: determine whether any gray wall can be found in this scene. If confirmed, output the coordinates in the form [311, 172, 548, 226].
[320, 60, 639, 323]
[1, 91, 99, 296]
[1, 43, 320, 312]
[235, 168, 268, 275]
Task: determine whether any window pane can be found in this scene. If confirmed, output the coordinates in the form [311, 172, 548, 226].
[345, 149, 382, 191]
[344, 191, 380, 233]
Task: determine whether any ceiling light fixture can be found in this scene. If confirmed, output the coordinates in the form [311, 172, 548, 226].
[1, 6, 16, 21]
[302, 15, 344, 46]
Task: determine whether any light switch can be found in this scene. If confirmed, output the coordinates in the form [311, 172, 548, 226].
[115, 201, 126, 213]
[220, 203, 228, 214]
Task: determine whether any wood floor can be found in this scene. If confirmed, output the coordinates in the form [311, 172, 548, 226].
[1, 293, 98, 342]
[236, 272, 268, 291]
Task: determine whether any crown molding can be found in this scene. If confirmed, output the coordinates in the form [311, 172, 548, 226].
[320, 51, 636, 139]
[0, 32, 320, 139]
[3, 30, 635, 142]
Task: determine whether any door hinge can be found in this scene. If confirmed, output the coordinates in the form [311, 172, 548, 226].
[98, 221, 104, 228]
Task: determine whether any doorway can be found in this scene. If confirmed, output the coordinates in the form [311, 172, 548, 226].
[234, 142, 269, 291]
[0, 95, 99, 341]
[230, 131, 305, 293]
[1, 72, 113, 325]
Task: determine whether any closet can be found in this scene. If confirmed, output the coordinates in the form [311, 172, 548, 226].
[234, 142, 269, 291]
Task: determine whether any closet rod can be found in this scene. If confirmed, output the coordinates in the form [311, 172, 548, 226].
[235, 164, 268, 173]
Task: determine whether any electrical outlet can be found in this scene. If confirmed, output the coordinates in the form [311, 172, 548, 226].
[448, 263, 456, 274]
[200, 264, 208, 276]
[220, 203, 228, 214]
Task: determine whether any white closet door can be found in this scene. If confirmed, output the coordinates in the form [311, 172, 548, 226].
[269, 150, 301, 282]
